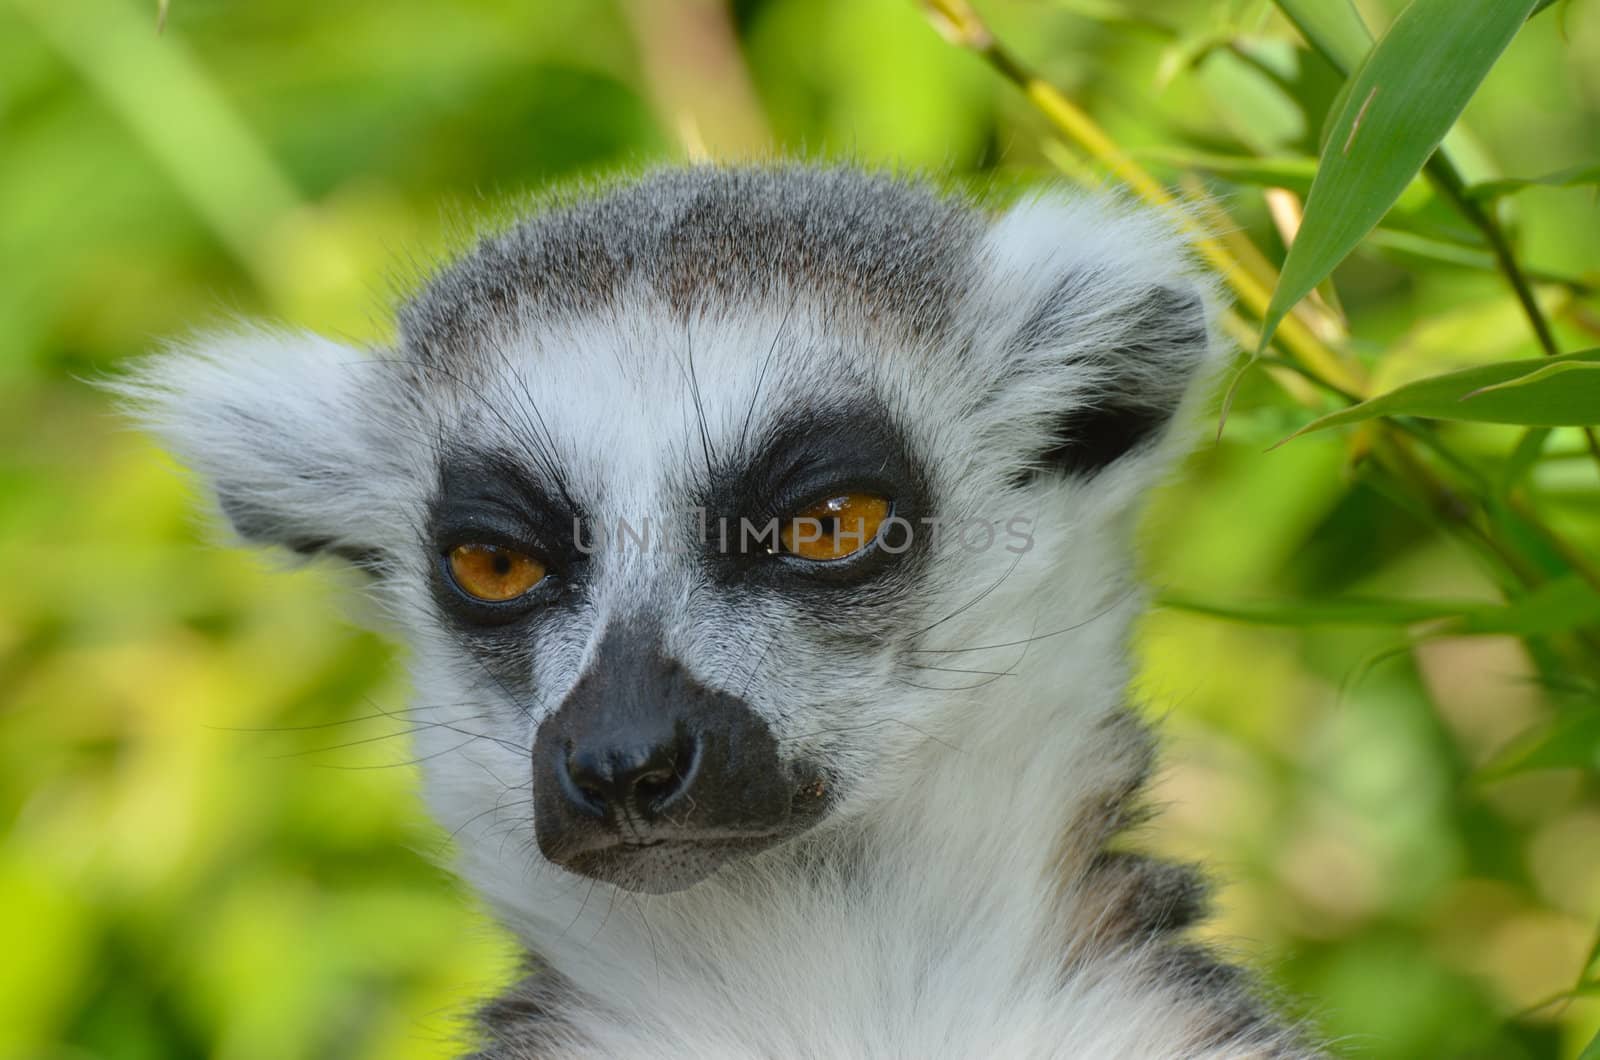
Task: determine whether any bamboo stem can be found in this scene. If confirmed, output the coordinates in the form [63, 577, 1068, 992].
[918, 0, 1364, 395]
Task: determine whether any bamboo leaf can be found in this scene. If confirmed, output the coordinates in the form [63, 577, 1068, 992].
[1465, 163, 1600, 201]
[1585, 933, 1600, 989]
[1499, 427, 1552, 496]
[1162, 577, 1600, 636]
[1479, 707, 1600, 780]
[1272, 0, 1371, 74]
[1582, 1028, 1600, 1060]
[1279, 349, 1600, 439]
[1160, 594, 1478, 628]
[1364, 229, 1595, 293]
[1143, 150, 1435, 216]
[1257, 0, 1539, 354]
[1138, 149, 1319, 194]
[1458, 577, 1600, 635]
[1464, 361, 1600, 401]
[1363, 228, 1493, 272]
[1053, 0, 1176, 35]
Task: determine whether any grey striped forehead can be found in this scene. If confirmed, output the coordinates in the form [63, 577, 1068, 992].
[398, 166, 987, 364]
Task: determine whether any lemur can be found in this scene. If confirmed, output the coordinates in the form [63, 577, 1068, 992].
[129, 165, 1320, 1057]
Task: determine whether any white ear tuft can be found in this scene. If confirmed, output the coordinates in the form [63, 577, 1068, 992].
[974, 193, 1223, 481]
[113, 327, 420, 568]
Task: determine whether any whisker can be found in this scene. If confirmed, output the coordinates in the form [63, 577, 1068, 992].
[267, 713, 519, 760]
[592, 884, 622, 942]
[558, 878, 601, 942]
[739, 294, 798, 455]
[906, 588, 1136, 656]
[900, 546, 1027, 642]
[905, 662, 1014, 677]
[791, 715, 963, 754]
[303, 735, 483, 771]
[450, 794, 535, 846]
[203, 701, 452, 733]
[630, 894, 663, 995]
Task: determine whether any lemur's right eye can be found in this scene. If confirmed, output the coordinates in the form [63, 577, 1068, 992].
[779, 493, 891, 562]
[447, 543, 547, 602]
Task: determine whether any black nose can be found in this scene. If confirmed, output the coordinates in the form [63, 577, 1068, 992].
[560, 732, 698, 822]
[531, 621, 826, 892]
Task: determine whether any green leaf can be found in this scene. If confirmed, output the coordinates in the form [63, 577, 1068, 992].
[1479, 707, 1600, 780]
[1363, 228, 1493, 272]
[1470, 578, 1600, 636]
[1144, 150, 1435, 214]
[1363, 229, 1596, 293]
[1464, 360, 1600, 400]
[1160, 593, 1480, 628]
[1464, 162, 1600, 201]
[1584, 932, 1600, 989]
[1257, 0, 1540, 354]
[1582, 1027, 1600, 1060]
[1138, 149, 1319, 194]
[1053, 0, 1177, 36]
[1499, 427, 1552, 496]
[1273, 0, 1371, 74]
[1161, 576, 1600, 636]
[1279, 349, 1600, 439]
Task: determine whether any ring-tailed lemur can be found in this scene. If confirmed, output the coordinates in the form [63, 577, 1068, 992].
[128, 164, 1319, 1057]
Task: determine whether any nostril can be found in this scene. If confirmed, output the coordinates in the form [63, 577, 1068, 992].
[630, 765, 680, 812]
[572, 777, 609, 813]
[624, 731, 698, 816]
[559, 732, 700, 823]
[651, 732, 701, 814]
[561, 746, 613, 818]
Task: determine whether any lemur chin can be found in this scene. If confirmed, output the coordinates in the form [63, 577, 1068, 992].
[127, 164, 1321, 1057]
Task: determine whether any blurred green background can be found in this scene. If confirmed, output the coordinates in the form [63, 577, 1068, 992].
[3, 0, 1599, 1057]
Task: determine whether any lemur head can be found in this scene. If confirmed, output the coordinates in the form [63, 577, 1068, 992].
[132, 166, 1217, 897]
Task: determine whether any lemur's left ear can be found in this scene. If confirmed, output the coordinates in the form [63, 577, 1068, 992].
[973, 195, 1221, 483]
[117, 328, 414, 571]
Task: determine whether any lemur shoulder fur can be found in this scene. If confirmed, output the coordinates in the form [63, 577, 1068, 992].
[130, 164, 1321, 1057]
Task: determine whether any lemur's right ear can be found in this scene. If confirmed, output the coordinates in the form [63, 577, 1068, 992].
[117, 328, 411, 571]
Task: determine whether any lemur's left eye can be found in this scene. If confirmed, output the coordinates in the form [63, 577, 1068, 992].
[779, 493, 891, 561]
[447, 543, 547, 602]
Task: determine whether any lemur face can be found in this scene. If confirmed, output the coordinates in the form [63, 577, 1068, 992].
[414, 312, 945, 892]
[131, 166, 1215, 896]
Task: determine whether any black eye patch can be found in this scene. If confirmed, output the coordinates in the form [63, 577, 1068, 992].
[698, 398, 931, 584]
[431, 448, 578, 537]
[426, 446, 588, 624]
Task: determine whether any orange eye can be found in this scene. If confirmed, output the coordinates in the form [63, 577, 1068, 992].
[779, 493, 892, 561]
[447, 543, 547, 602]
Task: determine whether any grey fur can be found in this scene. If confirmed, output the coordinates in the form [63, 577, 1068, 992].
[126, 163, 1323, 1058]
[401, 165, 985, 366]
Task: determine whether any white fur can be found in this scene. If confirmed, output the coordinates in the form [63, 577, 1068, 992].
[126, 173, 1315, 1058]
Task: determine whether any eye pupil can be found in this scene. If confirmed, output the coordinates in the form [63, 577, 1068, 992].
[492, 553, 512, 575]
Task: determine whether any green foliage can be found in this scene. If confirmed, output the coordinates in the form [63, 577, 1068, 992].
[1164, 574, 1600, 636]
[1483, 706, 1600, 780]
[1273, 0, 1372, 70]
[1468, 163, 1600, 202]
[1259, 0, 1539, 352]
[1284, 349, 1600, 434]
[2, 0, 1599, 1057]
